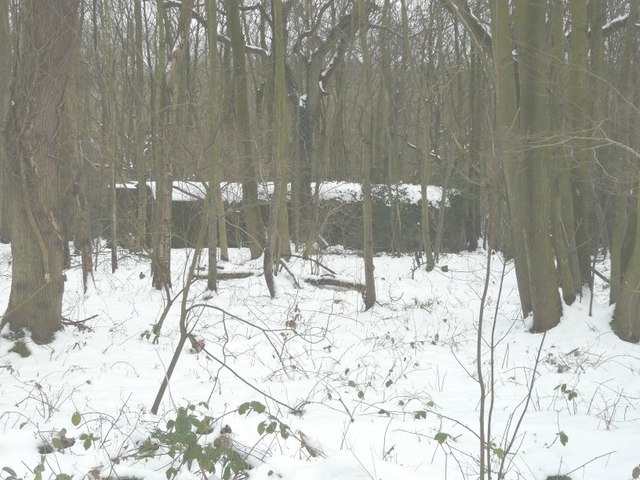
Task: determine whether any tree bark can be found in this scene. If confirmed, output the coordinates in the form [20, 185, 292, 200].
[514, 0, 562, 332]
[134, 0, 149, 251]
[152, 0, 172, 290]
[568, 0, 593, 287]
[0, 0, 11, 243]
[3, 0, 79, 343]
[490, 0, 532, 317]
[206, 0, 222, 292]
[612, 182, 640, 342]
[264, 0, 289, 298]
[358, 0, 376, 310]
[226, 0, 263, 258]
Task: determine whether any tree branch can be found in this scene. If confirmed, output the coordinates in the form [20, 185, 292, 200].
[439, 0, 492, 56]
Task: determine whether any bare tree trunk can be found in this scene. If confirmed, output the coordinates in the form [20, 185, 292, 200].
[226, 0, 263, 258]
[514, 0, 562, 331]
[0, 0, 11, 244]
[152, 0, 172, 290]
[568, 0, 593, 287]
[612, 181, 640, 341]
[609, 0, 637, 306]
[264, 0, 289, 298]
[419, 117, 435, 271]
[358, 0, 375, 310]
[134, 0, 148, 251]
[97, 0, 119, 273]
[63, 8, 93, 292]
[611, 0, 640, 340]
[3, 0, 79, 343]
[490, 0, 532, 316]
[206, 0, 221, 292]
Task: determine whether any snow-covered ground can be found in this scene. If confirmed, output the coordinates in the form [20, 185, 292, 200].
[0, 242, 638, 480]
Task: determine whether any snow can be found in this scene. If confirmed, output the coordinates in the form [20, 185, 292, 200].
[0, 242, 638, 480]
[116, 181, 449, 206]
[602, 14, 628, 32]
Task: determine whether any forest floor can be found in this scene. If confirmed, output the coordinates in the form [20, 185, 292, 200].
[0, 242, 638, 480]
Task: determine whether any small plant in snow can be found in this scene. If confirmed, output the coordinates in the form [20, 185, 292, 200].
[238, 400, 291, 440]
[144, 403, 247, 480]
[2, 458, 71, 480]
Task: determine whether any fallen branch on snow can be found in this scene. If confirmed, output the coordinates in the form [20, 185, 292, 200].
[302, 274, 365, 294]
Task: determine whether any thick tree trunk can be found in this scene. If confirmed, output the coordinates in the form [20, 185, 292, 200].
[3, 0, 79, 343]
[568, 0, 593, 287]
[609, 0, 638, 306]
[490, 0, 532, 317]
[152, 0, 172, 290]
[611, 0, 640, 340]
[612, 185, 640, 341]
[264, 0, 289, 298]
[62, 11, 93, 293]
[0, 0, 11, 244]
[514, 0, 562, 331]
[226, 0, 263, 258]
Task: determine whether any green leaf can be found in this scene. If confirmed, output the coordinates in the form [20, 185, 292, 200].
[238, 402, 251, 415]
[197, 416, 212, 434]
[385, 379, 393, 388]
[251, 401, 266, 414]
[492, 447, 504, 459]
[414, 410, 427, 420]
[632, 465, 640, 479]
[34, 464, 45, 480]
[165, 467, 178, 480]
[175, 412, 192, 435]
[257, 421, 266, 435]
[357, 390, 364, 399]
[559, 431, 569, 446]
[51, 438, 64, 450]
[83, 437, 92, 450]
[2, 467, 17, 477]
[348, 380, 357, 388]
[56, 474, 72, 480]
[266, 422, 277, 434]
[434, 432, 449, 444]
[71, 412, 81, 426]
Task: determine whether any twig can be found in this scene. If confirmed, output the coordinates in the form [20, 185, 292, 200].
[592, 268, 609, 283]
[279, 259, 301, 288]
[61, 314, 98, 326]
[563, 450, 616, 476]
[286, 254, 337, 275]
[199, 345, 301, 414]
[497, 332, 547, 477]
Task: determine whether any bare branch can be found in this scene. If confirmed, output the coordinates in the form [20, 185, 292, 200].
[439, 0, 492, 56]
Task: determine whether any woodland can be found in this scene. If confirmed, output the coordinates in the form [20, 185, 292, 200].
[1, 0, 640, 340]
[0, 0, 640, 479]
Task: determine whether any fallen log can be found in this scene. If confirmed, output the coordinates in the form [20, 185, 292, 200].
[195, 270, 258, 281]
[302, 274, 365, 294]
